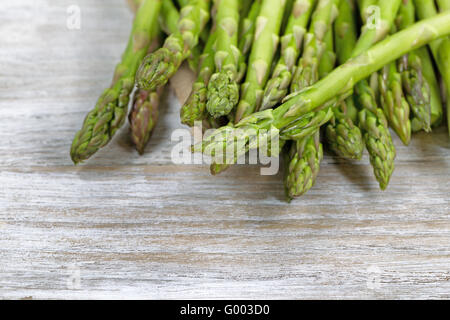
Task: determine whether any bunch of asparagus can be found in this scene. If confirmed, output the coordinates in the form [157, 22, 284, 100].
[71, 0, 450, 201]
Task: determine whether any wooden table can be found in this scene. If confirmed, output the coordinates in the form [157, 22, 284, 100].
[1, 0, 449, 299]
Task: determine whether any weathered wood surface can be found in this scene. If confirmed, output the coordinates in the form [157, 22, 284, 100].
[1, 0, 450, 300]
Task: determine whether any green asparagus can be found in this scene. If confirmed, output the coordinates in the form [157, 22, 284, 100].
[290, 0, 339, 93]
[283, 27, 332, 198]
[136, 0, 211, 91]
[129, 87, 163, 154]
[234, 0, 286, 123]
[414, 46, 444, 128]
[193, 11, 450, 167]
[261, 0, 316, 110]
[415, 0, 450, 136]
[435, 0, 450, 136]
[325, 0, 364, 160]
[285, 130, 323, 200]
[70, 0, 162, 164]
[395, 0, 431, 132]
[238, 0, 263, 61]
[358, 108, 396, 190]
[378, 62, 412, 145]
[180, 31, 217, 127]
[206, 0, 241, 118]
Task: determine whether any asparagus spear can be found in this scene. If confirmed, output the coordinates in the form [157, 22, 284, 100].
[136, 0, 211, 91]
[129, 87, 163, 154]
[182, 1, 261, 127]
[378, 62, 412, 145]
[334, 0, 357, 64]
[238, 0, 263, 60]
[395, 0, 431, 132]
[128, 0, 181, 154]
[285, 130, 323, 200]
[325, 0, 364, 160]
[180, 31, 217, 127]
[413, 46, 444, 128]
[326, 99, 364, 160]
[290, 0, 339, 93]
[435, 0, 450, 136]
[283, 27, 333, 198]
[261, 0, 316, 110]
[317, 28, 336, 79]
[234, 0, 287, 123]
[353, 0, 401, 57]
[206, 0, 241, 118]
[193, 11, 450, 166]
[351, 0, 401, 187]
[358, 108, 396, 190]
[70, 0, 162, 164]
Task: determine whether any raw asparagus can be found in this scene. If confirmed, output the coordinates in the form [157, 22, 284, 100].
[136, 0, 211, 91]
[193, 11, 450, 165]
[435, 0, 450, 136]
[283, 27, 332, 197]
[358, 107, 396, 190]
[261, 0, 316, 110]
[415, 0, 450, 135]
[351, 0, 400, 187]
[70, 0, 162, 164]
[234, 0, 286, 123]
[206, 0, 241, 118]
[378, 62, 412, 145]
[326, 0, 364, 160]
[129, 87, 163, 154]
[413, 46, 444, 128]
[238, 0, 262, 60]
[285, 130, 323, 200]
[352, 0, 401, 57]
[395, 0, 431, 132]
[180, 31, 217, 127]
[290, 0, 339, 93]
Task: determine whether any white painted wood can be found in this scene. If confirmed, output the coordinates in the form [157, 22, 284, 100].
[0, 0, 449, 300]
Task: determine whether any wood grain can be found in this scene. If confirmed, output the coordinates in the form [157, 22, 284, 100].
[0, 0, 449, 299]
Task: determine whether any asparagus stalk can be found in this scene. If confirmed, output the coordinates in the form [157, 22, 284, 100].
[193, 11, 450, 168]
[351, 0, 401, 187]
[234, 0, 287, 123]
[283, 28, 333, 198]
[206, 0, 241, 118]
[334, 0, 357, 64]
[415, 0, 450, 135]
[378, 62, 412, 145]
[209, 0, 280, 176]
[129, 0, 180, 154]
[238, 0, 263, 61]
[180, 31, 217, 127]
[325, 0, 364, 160]
[395, 1, 431, 132]
[290, 0, 339, 93]
[358, 107, 396, 190]
[129, 87, 163, 154]
[261, 0, 316, 110]
[413, 46, 444, 128]
[136, 0, 211, 91]
[70, 0, 162, 164]
[326, 99, 364, 160]
[358, 0, 376, 24]
[352, 0, 401, 57]
[435, 0, 450, 136]
[285, 130, 323, 200]
[182, 1, 261, 127]
[437, 0, 450, 12]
